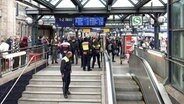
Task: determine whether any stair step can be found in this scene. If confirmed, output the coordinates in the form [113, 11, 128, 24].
[114, 76, 132, 80]
[18, 98, 101, 104]
[29, 79, 101, 85]
[26, 85, 101, 92]
[116, 91, 143, 101]
[22, 91, 101, 99]
[114, 79, 137, 85]
[115, 84, 140, 91]
[117, 101, 145, 104]
[33, 75, 101, 79]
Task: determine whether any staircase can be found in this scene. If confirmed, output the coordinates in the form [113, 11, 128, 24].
[18, 66, 102, 104]
[114, 74, 145, 104]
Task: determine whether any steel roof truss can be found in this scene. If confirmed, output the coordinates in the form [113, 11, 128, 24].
[128, 0, 137, 7]
[136, 0, 151, 10]
[158, 0, 166, 6]
[70, 0, 83, 11]
[54, 0, 63, 7]
[33, 0, 55, 10]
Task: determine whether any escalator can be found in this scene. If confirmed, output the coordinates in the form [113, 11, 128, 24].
[114, 74, 145, 104]
[103, 51, 172, 104]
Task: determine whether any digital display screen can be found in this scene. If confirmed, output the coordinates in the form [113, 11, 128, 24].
[74, 17, 105, 27]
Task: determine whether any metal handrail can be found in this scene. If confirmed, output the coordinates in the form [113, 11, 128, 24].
[104, 51, 117, 104]
[0, 54, 39, 104]
[130, 49, 172, 104]
[141, 57, 172, 104]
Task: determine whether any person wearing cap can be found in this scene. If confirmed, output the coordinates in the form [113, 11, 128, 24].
[60, 51, 72, 99]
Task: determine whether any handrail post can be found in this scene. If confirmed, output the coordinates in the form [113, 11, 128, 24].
[42, 45, 45, 59]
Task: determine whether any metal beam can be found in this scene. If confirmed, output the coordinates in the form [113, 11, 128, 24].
[83, 0, 90, 7]
[121, 15, 129, 21]
[99, 0, 106, 7]
[26, 6, 166, 15]
[70, 0, 83, 11]
[128, 0, 136, 7]
[107, 0, 114, 5]
[158, 0, 166, 6]
[33, 0, 55, 10]
[136, 0, 151, 10]
[54, 0, 63, 7]
[16, 0, 40, 8]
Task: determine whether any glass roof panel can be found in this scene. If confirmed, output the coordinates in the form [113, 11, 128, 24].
[31, 0, 39, 6]
[112, 0, 134, 7]
[107, 15, 121, 19]
[81, 0, 89, 5]
[131, 0, 139, 4]
[50, 0, 60, 5]
[56, 0, 75, 8]
[144, 0, 165, 7]
[84, 0, 105, 8]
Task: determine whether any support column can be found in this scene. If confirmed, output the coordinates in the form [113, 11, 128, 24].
[32, 15, 38, 46]
[154, 14, 160, 50]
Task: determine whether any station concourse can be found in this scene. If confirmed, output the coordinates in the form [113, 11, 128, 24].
[0, 0, 184, 104]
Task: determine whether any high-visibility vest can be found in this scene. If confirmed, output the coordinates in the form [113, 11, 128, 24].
[82, 42, 89, 51]
[62, 56, 69, 62]
[93, 44, 100, 49]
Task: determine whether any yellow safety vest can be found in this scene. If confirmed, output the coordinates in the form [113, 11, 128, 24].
[82, 42, 89, 51]
[62, 56, 69, 62]
[93, 44, 100, 49]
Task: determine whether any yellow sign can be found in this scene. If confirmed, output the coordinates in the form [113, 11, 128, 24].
[103, 28, 110, 33]
[83, 28, 90, 33]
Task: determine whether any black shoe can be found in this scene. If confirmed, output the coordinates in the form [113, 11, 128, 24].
[64, 95, 68, 99]
[67, 91, 71, 95]
[112, 60, 116, 62]
[55, 61, 58, 64]
[88, 69, 92, 71]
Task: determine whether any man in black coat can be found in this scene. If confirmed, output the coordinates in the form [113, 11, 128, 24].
[60, 51, 72, 99]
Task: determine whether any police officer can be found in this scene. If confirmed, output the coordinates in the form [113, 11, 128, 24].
[92, 40, 101, 68]
[60, 51, 72, 99]
[82, 38, 91, 71]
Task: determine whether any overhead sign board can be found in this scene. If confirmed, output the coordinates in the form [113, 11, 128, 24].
[74, 17, 105, 27]
[55, 18, 73, 27]
[131, 16, 143, 26]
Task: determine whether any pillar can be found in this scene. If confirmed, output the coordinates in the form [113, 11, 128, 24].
[154, 14, 160, 50]
[32, 15, 38, 46]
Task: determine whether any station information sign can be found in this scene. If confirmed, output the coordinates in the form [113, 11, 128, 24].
[74, 17, 105, 27]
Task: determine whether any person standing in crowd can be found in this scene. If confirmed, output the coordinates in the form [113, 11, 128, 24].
[13, 37, 20, 70]
[60, 39, 71, 57]
[70, 36, 79, 64]
[51, 38, 58, 64]
[0, 38, 10, 71]
[111, 40, 116, 62]
[19, 36, 28, 66]
[6, 36, 13, 53]
[92, 39, 101, 69]
[60, 51, 72, 99]
[82, 38, 91, 71]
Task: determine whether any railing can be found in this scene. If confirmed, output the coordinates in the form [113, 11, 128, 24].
[0, 45, 49, 77]
[0, 54, 39, 104]
[103, 51, 117, 104]
[129, 50, 172, 104]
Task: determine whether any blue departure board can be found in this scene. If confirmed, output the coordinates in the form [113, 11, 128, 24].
[74, 17, 105, 27]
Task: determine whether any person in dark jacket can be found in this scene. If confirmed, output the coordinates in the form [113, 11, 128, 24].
[60, 51, 72, 99]
[19, 36, 28, 66]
